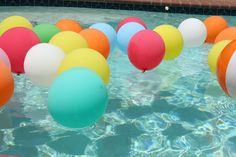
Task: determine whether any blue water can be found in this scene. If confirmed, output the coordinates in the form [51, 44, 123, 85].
[1, 6, 236, 157]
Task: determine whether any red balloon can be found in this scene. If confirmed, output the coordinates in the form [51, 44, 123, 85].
[128, 30, 165, 72]
[117, 16, 147, 32]
[0, 27, 40, 74]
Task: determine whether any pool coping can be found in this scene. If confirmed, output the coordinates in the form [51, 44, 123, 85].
[0, 0, 235, 16]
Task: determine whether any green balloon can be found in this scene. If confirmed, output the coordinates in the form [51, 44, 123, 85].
[48, 68, 108, 128]
[33, 23, 60, 43]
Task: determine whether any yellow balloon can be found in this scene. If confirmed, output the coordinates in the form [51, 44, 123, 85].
[208, 40, 231, 75]
[49, 31, 88, 54]
[0, 16, 33, 35]
[58, 48, 110, 85]
[154, 25, 184, 60]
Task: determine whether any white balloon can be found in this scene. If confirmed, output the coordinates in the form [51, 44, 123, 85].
[24, 43, 65, 87]
[178, 18, 207, 48]
[0, 48, 11, 69]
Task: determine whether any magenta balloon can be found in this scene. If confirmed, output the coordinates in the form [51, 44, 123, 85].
[117, 16, 147, 32]
[128, 30, 165, 71]
[0, 27, 40, 74]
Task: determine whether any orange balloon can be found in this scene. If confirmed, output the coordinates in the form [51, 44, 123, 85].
[56, 19, 82, 33]
[0, 60, 14, 108]
[79, 28, 110, 59]
[204, 16, 228, 43]
[215, 27, 236, 43]
[217, 40, 236, 96]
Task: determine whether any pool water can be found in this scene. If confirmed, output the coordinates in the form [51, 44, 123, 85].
[1, 6, 236, 157]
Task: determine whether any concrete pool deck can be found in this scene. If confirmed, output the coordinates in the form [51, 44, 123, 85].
[1, 0, 236, 15]
[105, 0, 236, 9]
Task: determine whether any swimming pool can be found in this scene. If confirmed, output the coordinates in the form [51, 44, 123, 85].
[1, 6, 236, 157]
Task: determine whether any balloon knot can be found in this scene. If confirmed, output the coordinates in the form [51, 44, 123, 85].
[142, 70, 146, 73]
[17, 73, 20, 76]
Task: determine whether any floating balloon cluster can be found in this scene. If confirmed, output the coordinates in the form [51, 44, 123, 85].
[0, 15, 233, 128]
[118, 16, 236, 99]
[206, 16, 236, 98]
[116, 16, 207, 72]
[0, 16, 113, 128]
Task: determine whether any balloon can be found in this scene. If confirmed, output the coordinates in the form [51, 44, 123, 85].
[48, 68, 108, 128]
[117, 22, 145, 54]
[55, 19, 82, 33]
[33, 23, 60, 43]
[49, 31, 88, 54]
[217, 40, 236, 98]
[90, 23, 117, 52]
[154, 25, 183, 60]
[79, 28, 110, 59]
[58, 48, 110, 85]
[128, 30, 165, 71]
[0, 60, 14, 108]
[0, 27, 40, 74]
[117, 16, 147, 32]
[24, 43, 65, 87]
[208, 40, 231, 75]
[178, 18, 207, 48]
[215, 27, 236, 43]
[204, 16, 228, 43]
[0, 15, 33, 35]
[0, 48, 11, 68]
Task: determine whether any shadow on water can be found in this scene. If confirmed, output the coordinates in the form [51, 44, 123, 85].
[2, 146, 38, 157]
[97, 134, 131, 157]
[47, 133, 91, 155]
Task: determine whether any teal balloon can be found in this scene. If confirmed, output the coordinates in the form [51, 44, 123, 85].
[48, 68, 108, 128]
[33, 23, 60, 43]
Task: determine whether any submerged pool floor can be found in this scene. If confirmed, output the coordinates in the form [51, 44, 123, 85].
[1, 6, 236, 157]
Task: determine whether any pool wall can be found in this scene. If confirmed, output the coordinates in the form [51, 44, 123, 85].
[0, 0, 236, 16]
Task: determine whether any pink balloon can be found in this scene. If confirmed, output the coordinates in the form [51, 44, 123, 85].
[117, 16, 147, 32]
[0, 27, 40, 74]
[128, 30, 165, 72]
[0, 48, 11, 68]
